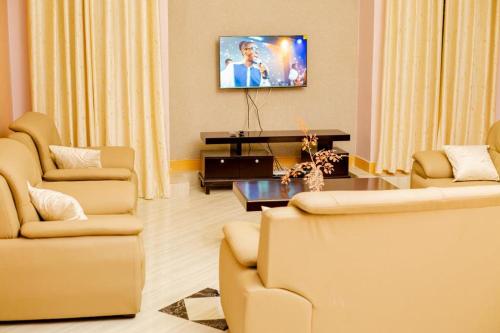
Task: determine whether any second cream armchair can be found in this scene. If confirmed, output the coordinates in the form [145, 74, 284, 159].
[411, 120, 500, 188]
[9, 112, 137, 210]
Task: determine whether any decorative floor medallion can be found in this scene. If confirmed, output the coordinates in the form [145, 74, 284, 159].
[159, 288, 228, 331]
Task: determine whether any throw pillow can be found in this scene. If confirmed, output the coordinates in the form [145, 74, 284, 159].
[28, 183, 88, 221]
[443, 145, 499, 182]
[49, 145, 102, 169]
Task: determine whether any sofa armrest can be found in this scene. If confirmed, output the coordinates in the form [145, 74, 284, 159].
[21, 216, 143, 239]
[43, 168, 132, 181]
[223, 222, 260, 267]
[413, 150, 453, 178]
[94, 146, 135, 170]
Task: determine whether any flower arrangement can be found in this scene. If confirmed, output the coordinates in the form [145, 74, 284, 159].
[281, 131, 342, 191]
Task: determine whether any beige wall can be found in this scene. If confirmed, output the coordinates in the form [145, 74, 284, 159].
[355, 0, 374, 162]
[0, 0, 13, 137]
[168, 0, 359, 161]
[7, 0, 30, 120]
[0, 0, 30, 138]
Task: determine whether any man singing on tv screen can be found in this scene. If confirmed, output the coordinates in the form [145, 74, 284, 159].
[220, 41, 271, 88]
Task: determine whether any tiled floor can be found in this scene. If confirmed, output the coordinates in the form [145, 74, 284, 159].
[159, 288, 228, 331]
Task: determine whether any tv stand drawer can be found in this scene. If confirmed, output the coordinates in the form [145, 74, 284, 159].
[239, 155, 273, 178]
[204, 157, 239, 179]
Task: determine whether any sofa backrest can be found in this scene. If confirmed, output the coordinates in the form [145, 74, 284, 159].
[0, 175, 20, 238]
[0, 139, 42, 226]
[8, 132, 43, 175]
[257, 186, 500, 333]
[487, 120, 500, 173]
[9, 112, 62, 173]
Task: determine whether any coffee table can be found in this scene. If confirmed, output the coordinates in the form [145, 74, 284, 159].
[233, 177, 398, 211]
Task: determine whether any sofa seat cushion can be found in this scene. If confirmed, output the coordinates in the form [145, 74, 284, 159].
[21, 215, 142, 238]
[412, 173, 500, 189]
[223, 222, 260, 267]
[40, 180, 136, 215]
[44, 168, 132, 181]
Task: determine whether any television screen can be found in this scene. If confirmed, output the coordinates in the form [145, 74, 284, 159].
[219, 35, 307, 89]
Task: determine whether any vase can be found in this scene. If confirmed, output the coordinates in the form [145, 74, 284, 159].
[305, 166, 324, 192]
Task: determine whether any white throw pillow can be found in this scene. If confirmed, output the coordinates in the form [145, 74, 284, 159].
[28, 183, 88, 221]
[49, 145, 102, 169]
[443, 145, 499, 182]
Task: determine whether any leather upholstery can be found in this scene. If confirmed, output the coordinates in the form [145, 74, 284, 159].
[9, 113, 137, 207]
[0, 137, 144, 320]
[411, 120, 500, 187]
[0, 236, 143, 320]
[9, 111, 62, 172]
[223, 222, 259, 267]
[8, 131, 43, 173]
[0, 139, 42, 224]
[0, 176, 20, 239]
[98, 146, 135, 170]
[412, 150, 453, 178]
[221, 187, 500, 333]
[43, 168, 132, 181]
[21, 215, 143, 239]
[39, 180, 136, 214]
[487, 121, 500, 174]
[220, 240, 312, 333]
[9, 111, 135, 177]
[411, 168, 499, 188]
[290, 186, 500, 214]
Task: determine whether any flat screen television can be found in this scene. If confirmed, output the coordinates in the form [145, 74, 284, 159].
[219, 35, 307, 89]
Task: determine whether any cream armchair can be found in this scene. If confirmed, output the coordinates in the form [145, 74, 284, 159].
[0, 138, 144, 320]
[220, 187, 500, 333]
[411, 121, 500, 188]
[9, 112, 137, 206]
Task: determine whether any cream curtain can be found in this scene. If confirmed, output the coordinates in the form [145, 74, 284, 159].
[376, 0, 444, 173]
[376, 0, 500, 173]
[28, 0, 169, 199]
[437, 0, 500, 145]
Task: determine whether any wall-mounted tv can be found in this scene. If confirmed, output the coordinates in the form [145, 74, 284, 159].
[219, 35, 307, 89]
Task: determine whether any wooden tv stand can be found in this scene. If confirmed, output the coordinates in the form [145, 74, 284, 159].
[198, 129, 350, 194]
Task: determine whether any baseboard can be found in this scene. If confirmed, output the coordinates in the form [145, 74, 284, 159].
[352, 155, 376, 174]
[170, 160, 201, 172]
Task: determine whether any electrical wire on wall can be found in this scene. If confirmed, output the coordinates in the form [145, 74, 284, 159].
[244, 88, 284, 172]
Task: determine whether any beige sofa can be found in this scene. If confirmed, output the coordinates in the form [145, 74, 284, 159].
[9, 112, 137, 207]
[220, 186, 500, 333]
[0, 138, 144, 320]
[411, 120, 500, 188]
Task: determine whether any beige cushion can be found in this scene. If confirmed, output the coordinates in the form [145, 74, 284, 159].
[28, 183, 88, 221]
[443, 145, 499, 182]
[223, 222, 260, 267]
[49, 145, 102, 169]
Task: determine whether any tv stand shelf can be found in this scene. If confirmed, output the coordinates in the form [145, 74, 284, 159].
[199, 129, 350, 194]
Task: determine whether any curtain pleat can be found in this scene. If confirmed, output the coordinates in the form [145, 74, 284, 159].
[376, 0, 444, 173]
[376, 0, 500, 173]
[437, 0, 500, 146]
[28, 0, 170, 199]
